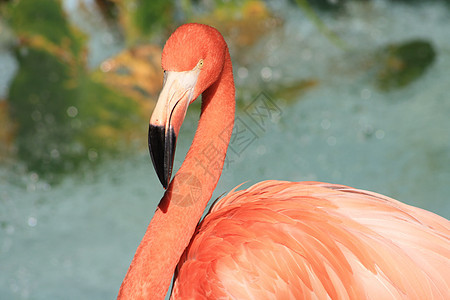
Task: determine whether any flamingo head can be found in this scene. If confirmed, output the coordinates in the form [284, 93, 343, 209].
[149, 23, 227, 189]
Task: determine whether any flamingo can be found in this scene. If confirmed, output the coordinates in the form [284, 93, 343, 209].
[118, 23, 450, 299]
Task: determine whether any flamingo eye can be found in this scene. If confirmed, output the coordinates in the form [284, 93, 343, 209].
[198, 59, 204, 69]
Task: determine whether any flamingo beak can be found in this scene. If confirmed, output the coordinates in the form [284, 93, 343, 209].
[148, 69, 200, 189]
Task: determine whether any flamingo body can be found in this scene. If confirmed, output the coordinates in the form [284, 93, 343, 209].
[118, 24, 450, 299]
[173, 181, 449, 299]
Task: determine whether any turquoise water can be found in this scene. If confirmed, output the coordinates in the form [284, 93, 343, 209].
[1, 1, 450, 299]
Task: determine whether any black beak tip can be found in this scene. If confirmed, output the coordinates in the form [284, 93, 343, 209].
[162, 179, 168, 190]
[148, 124, 176, 189]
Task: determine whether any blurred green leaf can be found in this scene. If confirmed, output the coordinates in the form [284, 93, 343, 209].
[115, 0, 175, 45]
[4, 0, 85, 58]
[8, 47, 79, 175]
[376, 40, 436, 91]
[76, 74, 141, 150]
[133, 0, 173, 36]
[5, 0, 143, 181]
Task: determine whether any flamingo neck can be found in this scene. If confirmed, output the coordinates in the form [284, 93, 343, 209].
[118, 50, 235, 299]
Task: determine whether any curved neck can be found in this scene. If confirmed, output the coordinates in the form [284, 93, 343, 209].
[118, 50, 235, 299]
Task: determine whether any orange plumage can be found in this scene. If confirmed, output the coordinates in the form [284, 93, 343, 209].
[173, 181, 449, 299]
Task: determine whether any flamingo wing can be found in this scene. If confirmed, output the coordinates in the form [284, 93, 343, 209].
[172, 181, 450, 299]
